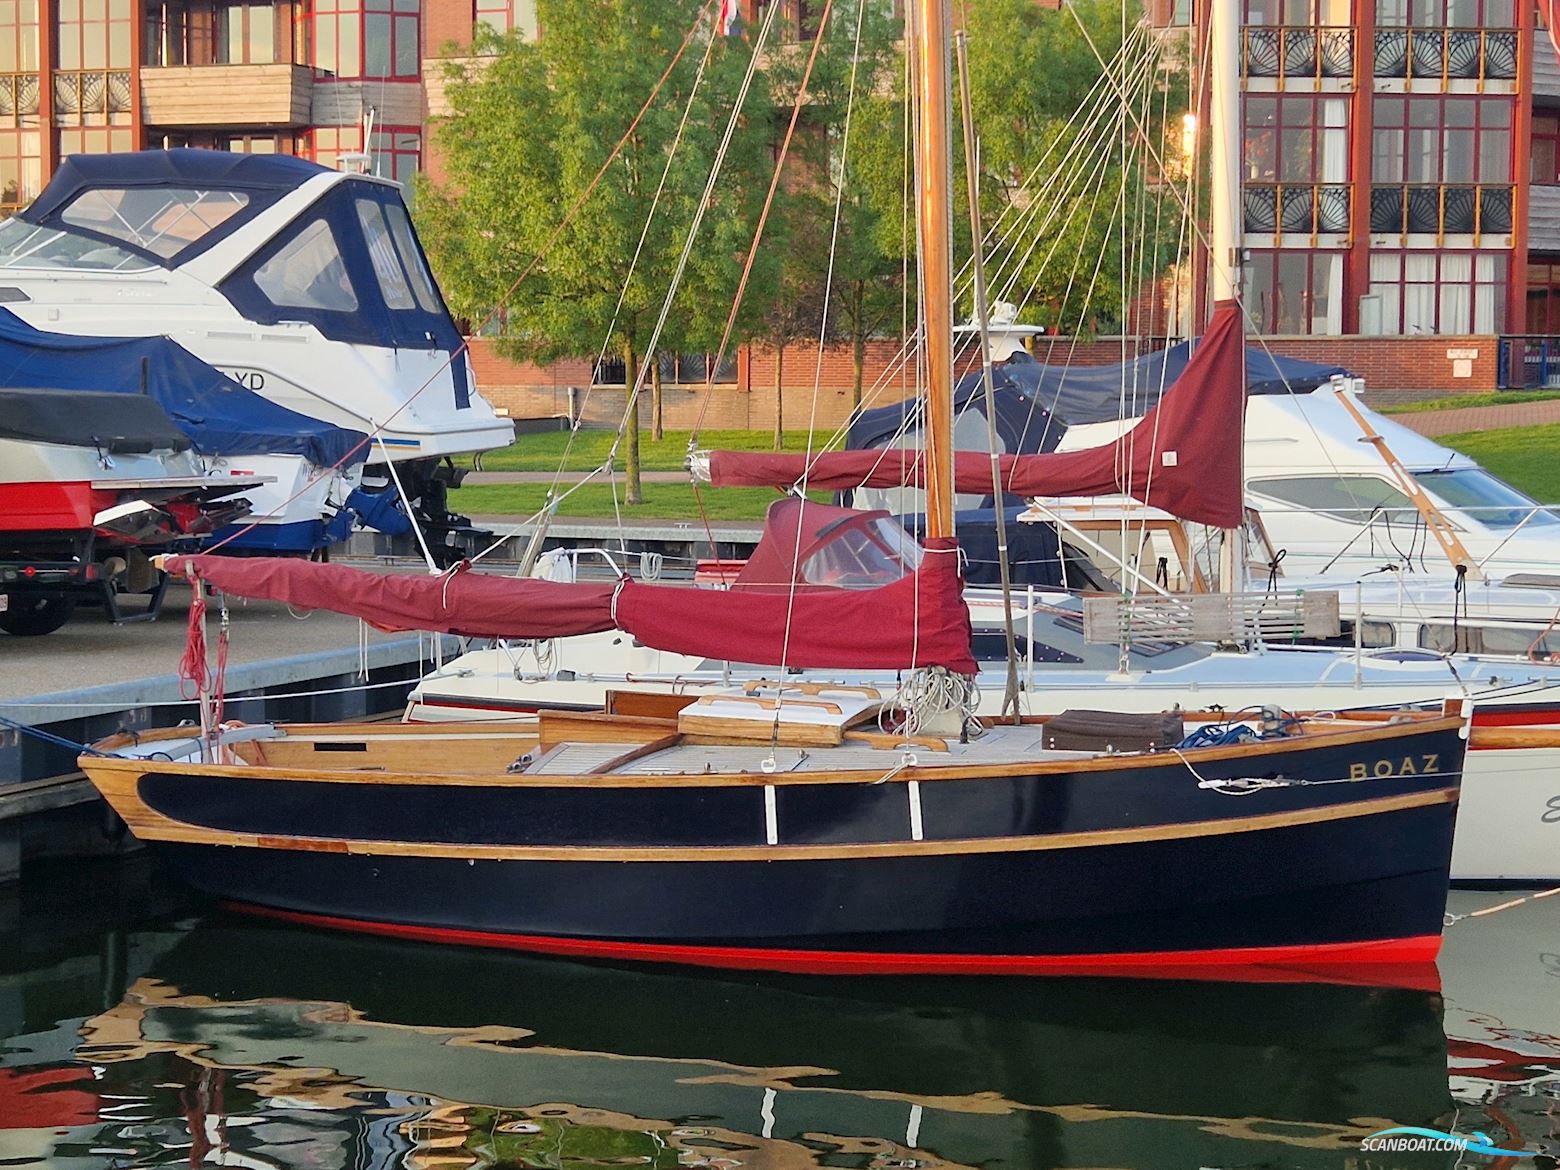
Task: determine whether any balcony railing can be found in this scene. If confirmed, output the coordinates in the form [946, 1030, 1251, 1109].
[1243, 26, 1354, 81]
[1369, 183, 1513, 237]
[52, 69, 133, 119]
[1243, 182, 1350, 235]
[1373, 28, 1518, 82]
[0, 72, 39, 119]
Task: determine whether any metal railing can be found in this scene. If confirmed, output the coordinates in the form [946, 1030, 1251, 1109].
[1497, 336, 1560, 388]
[1369, 183, 1512, 238]
[52, 69, 133, 119]
[1373, 27, 1519, 83]
[1243, 26, 1354, 81]
[0, 71, 40, 119]
[1243, 182, 1350, 235]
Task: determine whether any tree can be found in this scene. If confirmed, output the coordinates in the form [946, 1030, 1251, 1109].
[416, 0, 779, 503]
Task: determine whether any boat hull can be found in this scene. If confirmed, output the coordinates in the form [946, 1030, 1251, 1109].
[87, 718, 1468, 974]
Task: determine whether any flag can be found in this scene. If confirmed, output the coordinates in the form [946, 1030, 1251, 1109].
[718, 0, 739, 36]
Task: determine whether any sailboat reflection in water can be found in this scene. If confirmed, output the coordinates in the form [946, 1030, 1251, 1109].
[53, 917, 1461, 1170]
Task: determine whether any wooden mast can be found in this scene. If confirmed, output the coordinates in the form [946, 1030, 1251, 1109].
[912, 0, 955, 538]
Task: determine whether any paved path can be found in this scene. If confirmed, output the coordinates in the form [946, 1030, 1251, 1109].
[1391, 399, 1560, 437]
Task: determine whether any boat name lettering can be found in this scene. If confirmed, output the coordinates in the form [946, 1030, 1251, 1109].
[224, 369, 266, 391]
[1544, 795, 1560, 824]
[1347, 754, 1439, 780]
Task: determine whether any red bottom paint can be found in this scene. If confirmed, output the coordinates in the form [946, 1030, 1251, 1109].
[229, 902, 1444, 992]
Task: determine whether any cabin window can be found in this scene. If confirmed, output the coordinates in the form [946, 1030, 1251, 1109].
[1248, 475, 1415, 523]
[381, 199, 442, 312]
[252, 217, 359, 312]
[1419, 623, 1556, 656]
[355, 198, 414, 309]
[1416, 468, 1559, 529]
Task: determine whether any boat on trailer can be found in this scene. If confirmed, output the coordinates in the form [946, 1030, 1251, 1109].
[0, 149, 515, 555]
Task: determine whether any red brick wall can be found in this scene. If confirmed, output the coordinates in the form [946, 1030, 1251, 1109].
[423, 0, 474, 56]
[466, 333, 1503, 429]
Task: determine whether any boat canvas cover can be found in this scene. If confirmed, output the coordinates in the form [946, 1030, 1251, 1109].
[0, 307, 367, 467]
[0, 387, 190, 454]
[1009, 334, 1348, 427]
[710, 301, 1248, 528]
[165, 533, 977, 675]
[17, 149, 330, 269]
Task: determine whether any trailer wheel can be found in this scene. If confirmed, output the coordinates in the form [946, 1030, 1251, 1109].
[0, 595, 76, 636]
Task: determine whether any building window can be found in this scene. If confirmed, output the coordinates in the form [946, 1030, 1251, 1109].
[1245, 0, 1351, 22]
[1246, 250, 1343, 334]
[1525, 260, 1560, 332]
[1534, 114, 1560, 185]
[215, 2, 276, 63]
[314, 0, 414, 78]
[0, 0, 40, 72]
[1375, 0, 1514, 26]
[0, 127, 40, 211]
[310, 124, 418, 181]
[1368, 251, 1506, 333]
[56, 0, 132, 70]
[1372, 97, 1511, 185]
[475, 0, 537, 40]
[1243, 95, 1348, 183]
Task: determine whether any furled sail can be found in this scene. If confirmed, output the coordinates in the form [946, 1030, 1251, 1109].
[709, 300, 1246, 528]
[164, 537, 976, 674]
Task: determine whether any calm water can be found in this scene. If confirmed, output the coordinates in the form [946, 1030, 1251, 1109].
[2, 857, 1556, 1170]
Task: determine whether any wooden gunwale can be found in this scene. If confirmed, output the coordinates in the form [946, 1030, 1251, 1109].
[80, 715, 1464, 790]
[80, 777, 1460, 863]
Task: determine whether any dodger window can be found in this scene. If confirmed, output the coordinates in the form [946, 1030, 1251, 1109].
[59, 186, 249, 259]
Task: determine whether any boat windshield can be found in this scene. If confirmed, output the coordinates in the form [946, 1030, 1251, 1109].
[59, 186, 250, 259]
[1417, 468, 1560, 530]
[801, 517, 923, 588]
[0, 217, 152, 271]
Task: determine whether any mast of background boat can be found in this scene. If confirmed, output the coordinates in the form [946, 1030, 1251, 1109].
[1208, 0, 1246, 593]
[912, 0, 954, 537]
[954, 29, 1021, 723]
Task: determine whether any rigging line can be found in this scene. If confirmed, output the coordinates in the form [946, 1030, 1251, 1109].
[611, 0, 780, 462]
[194, 0, 718, 556]
[805, 24, 1147, 447]
[692, 0, 836, 444]
[376, 430, 439, 573]
[779, 0, 870, 707]
[542, 14, 723, 512]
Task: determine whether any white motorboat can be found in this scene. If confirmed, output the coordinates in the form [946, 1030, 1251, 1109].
[0, 149, 515, 551]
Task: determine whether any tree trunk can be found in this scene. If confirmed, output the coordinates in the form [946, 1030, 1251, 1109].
[650, 355, 664, 441]
[623, 335, 643, 505]
[851, 282, 867, 409]
[772, 342, 785, 451]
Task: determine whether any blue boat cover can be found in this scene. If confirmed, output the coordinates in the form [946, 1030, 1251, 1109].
[18, 150, 332, 268]
[0, 307, 367, 467]
[1001, 342, 1351, 427]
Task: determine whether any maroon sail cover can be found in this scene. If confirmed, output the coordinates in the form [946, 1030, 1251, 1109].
[162, 554, 620, 639]
[618, 537, 974, 673]
[166, 538, 977, 674]
[710, 300, 1246, 527]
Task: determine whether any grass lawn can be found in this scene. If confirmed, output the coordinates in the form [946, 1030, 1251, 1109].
[1379, 390, 1560, 415]
[1440, 423, 1560, 503]
[469, 429, 837, 473]
[450, 481, 826, 522]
